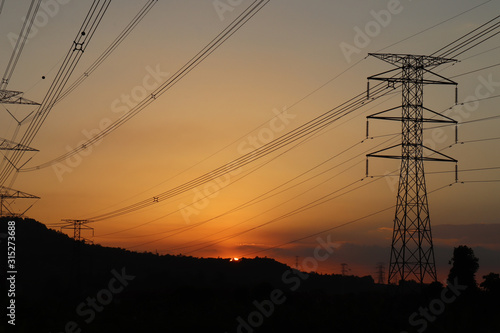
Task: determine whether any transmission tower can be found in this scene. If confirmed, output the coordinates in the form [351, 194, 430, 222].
[366, 53, 458, 284]
[375, 263, 385, 284]
[340, 263, 350, 276]
[60, 219, 94, 242]
[0, 0, 41, 214]
[60, 219, 94, 291]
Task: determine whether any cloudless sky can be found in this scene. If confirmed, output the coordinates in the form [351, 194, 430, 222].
[1, 0, 499, 282]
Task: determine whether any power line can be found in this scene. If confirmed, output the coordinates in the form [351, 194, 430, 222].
[98, 117, 402, 247]
[161, 160, 368, 253]
[76, 58, 369, 219]
[178, 177, 378, 255]
[109, 138, 400, 246]
[20, 0, 270, 172]
[372, 165, 500, 177]
[1, 0, 42, 91]
[55, 0, 158, 103]
[461, 45, 500, 61]
[460, 113, 500, 124]
[85, 18, 500, 223]
[92, 87, 401, 237]
[460, 180, 500, 183]
[95, 94, 399, 243]
[239, 183, 454, 258]
[114, 10, 500, 262]
[179, 142, 464, 255]
[107, 156, 366, 245]
[369, 95, 500, 139]
[28, 0, 490, 218]
[450, 62, 500, 78]
[375, 0, 493, 53]
[93, 140, 312, 238]
[456, 136, 500, 144]
[431, 14, 500, 57]
[1, 2, 157, 211]
[187, 16, 500, 276]
[84, 84, 392, 222]
[24, 0, 495, 173]
[50, 15, 500, 227]
[0, 0, 113, 186]
[98, 129, 399, 243]
[41, 7, 500, 253]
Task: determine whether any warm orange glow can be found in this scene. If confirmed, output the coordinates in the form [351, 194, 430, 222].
[3, 1, 498, 284]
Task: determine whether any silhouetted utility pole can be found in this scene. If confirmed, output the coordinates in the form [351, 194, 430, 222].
[366, 53, 458, 284]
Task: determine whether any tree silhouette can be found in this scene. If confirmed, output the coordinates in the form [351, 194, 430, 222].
[480, 272, 500, 293]
[448, 245, 479, 289]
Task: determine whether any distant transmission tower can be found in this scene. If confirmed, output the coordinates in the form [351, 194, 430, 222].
[366, 53, 458, 284]
[60, 219, 94, 290]
[340, 263, 350, 276]
[60, 219, 94, 242]
[376, 263, 385, 284]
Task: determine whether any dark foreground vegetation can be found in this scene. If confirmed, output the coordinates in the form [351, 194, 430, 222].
[1, 217, 499, 333]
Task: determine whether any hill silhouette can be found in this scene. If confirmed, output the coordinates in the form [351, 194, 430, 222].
[1, 217, 499, 333]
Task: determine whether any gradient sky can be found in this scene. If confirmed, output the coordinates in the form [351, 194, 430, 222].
[1, 0, 499, 282]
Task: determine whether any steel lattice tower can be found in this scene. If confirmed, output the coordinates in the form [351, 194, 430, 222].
[376, 263, 385, 285]
[366, 53, 458, 284]
[60, 219, 94, 242]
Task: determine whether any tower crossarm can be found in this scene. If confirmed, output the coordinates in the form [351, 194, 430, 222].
[0, 137, 38, 152]
[0, 186, 39, 216]
[367, 53, 457, 67]
[0, 89, 40, 105]
[0, 186, 40, 199]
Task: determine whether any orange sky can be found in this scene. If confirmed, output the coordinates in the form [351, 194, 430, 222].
[1, 0, 499, 283]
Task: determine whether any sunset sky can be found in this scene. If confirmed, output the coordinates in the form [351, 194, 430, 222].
[1, 0, 499, 282]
